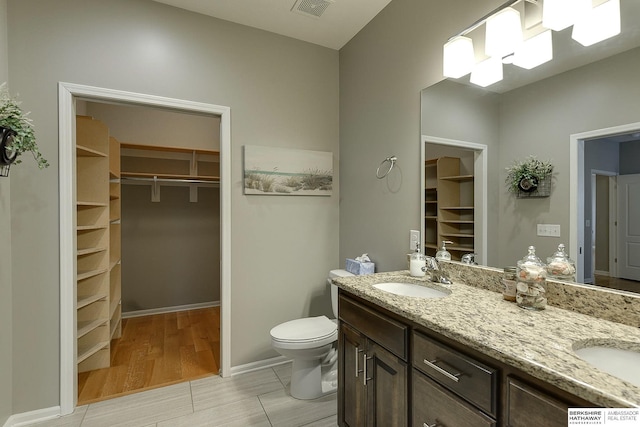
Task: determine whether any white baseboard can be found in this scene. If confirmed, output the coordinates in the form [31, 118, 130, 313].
[594, 270, 610, 277]
[229, 356, 290, 376]
[122, 301, 219, 319]
[4, 406, 60, 427]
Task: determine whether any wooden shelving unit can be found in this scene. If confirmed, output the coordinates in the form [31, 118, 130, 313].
[424, 157, 475, 260]
[76, 116, 110, 373]
[75, 117, 124, 374]
[109, 137, 122, 340]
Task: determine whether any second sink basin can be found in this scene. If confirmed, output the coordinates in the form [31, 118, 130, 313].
[573, 342, 640, 388]
[373, 282, 450, 299]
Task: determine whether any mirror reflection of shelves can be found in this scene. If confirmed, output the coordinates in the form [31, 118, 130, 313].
[424, 157, 475, 260]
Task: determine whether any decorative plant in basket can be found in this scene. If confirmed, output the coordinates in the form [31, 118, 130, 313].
[0, 82, 49, 175]
[505, 155, 553, 197]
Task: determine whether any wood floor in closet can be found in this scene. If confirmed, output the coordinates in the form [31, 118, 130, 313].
[78, 307, 220, 405]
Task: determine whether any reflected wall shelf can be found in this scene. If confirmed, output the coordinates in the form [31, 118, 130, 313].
[424, 156, 475, 260]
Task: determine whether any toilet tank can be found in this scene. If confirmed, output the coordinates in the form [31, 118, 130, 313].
[329, 269, 354, 318]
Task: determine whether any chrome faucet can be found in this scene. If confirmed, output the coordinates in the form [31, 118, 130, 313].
[422, 256, 452, 284]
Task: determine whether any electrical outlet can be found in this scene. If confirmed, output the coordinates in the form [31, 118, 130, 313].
[537, 224, 561, 237]
[410, 230, 420, 250]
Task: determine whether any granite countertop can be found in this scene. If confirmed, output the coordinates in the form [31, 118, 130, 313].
[333, 271, 640, 408]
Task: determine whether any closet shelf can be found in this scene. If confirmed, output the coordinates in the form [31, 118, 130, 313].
[77, 145, 107, 158]
[120, 142, 219, 156]
[77, 247, 108, 257]
[441, 233, 474, 238]
[77, 268, 109, 282]
[121, 172, 219, 182]
[77, 292, 108, 309]
[441, 220, 474, 224]
[77, 225, 108, 232]
[440, 174, 474, 181]
[440, 206, 474, 210]
[78, 319, 108, 339]
[110, 318, 121, 340]
[110, 299, 120, 320]
[78, 201, 108, 208]
[78, 341, 110, 364]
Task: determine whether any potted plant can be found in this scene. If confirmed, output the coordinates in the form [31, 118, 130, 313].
[505, 155, 553, 198]
[0, 82, 49, 174]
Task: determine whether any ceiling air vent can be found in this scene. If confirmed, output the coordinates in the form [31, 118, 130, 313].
[291, 0, 334, 19]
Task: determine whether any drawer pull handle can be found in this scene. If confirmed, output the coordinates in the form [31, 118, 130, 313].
[355, 348, 364, 378]
[423, 359, 461, 383]
[363, 353, 373, 386]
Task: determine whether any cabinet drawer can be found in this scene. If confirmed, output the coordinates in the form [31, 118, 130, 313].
[413, 331, 497, 416]
[506, 376, 571, 427]
[339, 294, 408, 360]
[413, 369, 496, 427]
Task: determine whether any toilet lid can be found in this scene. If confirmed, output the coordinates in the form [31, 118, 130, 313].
[270, 316, 337, 343]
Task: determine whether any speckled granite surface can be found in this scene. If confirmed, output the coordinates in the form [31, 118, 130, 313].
[441, 262, 640, 328]
[333, 270, 640, 408]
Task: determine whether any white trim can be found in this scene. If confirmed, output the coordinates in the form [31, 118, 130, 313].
[421, 135, 488, 266]
[58, 82, 232, 415]
[594, 269, 610, 277]
[3, 406, 61, 427]
[122, 301, 220, 319]
[570, 121, 640, 283]
[229, 356, 290, 376]
[609, 176, 618, 278]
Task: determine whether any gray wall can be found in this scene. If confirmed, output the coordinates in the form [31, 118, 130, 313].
[620, 141, 640, 175]
[7, 0, 338, 413]
[340, 0, 504, 273]
[121, 185, 221, 312]
[0, 0, 11, 423]
[500, 48, 640, 271]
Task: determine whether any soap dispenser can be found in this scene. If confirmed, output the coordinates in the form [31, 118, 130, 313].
[435, 241, 453, 261]
[409, 242, 426, 277]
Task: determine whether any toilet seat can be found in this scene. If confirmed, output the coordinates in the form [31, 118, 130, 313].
[270, 316, 337, 350]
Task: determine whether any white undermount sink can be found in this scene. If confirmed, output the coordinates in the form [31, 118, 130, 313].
[573, 343, 640, 388]
[373, 282, 451, 299]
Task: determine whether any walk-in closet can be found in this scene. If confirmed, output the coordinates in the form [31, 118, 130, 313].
[74, 102, 221, 404]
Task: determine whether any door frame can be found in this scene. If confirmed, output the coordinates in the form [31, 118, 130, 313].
[570, 121, 640, 283]
[58, 82, 232, 414]
[420, 135, 488, 266]
[590, 169, 617, 281]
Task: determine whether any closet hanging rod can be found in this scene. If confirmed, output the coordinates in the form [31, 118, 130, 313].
[121, 176, 219, 185]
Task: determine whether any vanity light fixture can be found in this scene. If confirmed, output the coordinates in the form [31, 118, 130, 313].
[442, 0, 622, 87]
[443, 36, 475, 78]
[572, 0, 621, 47]
[485, 7, 524, 58]
[542, 0, 582, 31]
[513, 29, 553, 69]
[470, 56, 504, 87]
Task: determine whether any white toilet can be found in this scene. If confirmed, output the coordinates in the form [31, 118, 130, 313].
[270, 269, 354, 400]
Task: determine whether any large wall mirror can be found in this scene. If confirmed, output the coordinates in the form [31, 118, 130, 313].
[421, 0, 640, 294]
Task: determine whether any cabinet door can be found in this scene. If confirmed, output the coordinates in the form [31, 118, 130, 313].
[367, 342, 408, 427]
[339, 322, 367, 427]
[506, 377, 571, 427]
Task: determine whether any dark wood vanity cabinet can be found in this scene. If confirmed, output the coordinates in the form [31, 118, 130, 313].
[338, 290, 597, 427]
[338, 293, 409, 427]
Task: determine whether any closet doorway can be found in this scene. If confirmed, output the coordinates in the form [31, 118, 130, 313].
[59, 83, 231, 415]
[76, 103, 221, 404]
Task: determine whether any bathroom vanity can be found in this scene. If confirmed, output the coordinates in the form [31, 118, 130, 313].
[335, 268, 640, 427]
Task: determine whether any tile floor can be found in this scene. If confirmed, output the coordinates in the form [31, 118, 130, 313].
[25, 363, 337, 427]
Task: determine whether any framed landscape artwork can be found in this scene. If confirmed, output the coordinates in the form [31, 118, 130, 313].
[243, 145, 333, 196]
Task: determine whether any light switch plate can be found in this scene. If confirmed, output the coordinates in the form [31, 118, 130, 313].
[410, 230, 420, 250]
[537, 224, 561, 237]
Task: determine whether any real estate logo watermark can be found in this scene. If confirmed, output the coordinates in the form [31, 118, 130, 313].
[568, 408, 640, 426]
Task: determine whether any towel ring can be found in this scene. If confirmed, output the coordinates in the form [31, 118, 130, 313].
[376, 156, 397, 179]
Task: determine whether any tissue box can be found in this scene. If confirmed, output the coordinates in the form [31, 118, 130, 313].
[345, 258, 375, 275]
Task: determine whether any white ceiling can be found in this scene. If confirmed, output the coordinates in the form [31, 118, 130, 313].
[151, 0, 393, 50]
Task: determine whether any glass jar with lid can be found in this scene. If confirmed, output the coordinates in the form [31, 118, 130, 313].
[502, 266, 517, 302]
[546, 243, 576, 281]
[516, 246, 547, 310]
